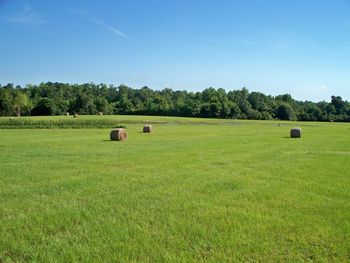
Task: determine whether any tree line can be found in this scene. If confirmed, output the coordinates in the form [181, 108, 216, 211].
[0, 82, 349, 122]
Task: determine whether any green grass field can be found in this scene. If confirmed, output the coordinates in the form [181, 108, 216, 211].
[0, 116, 349, 262]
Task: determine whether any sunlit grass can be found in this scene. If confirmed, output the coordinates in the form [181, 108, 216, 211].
[0, 116, 349, 261]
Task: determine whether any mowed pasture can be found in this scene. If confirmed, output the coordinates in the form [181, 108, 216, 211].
[0, 116, 349, 262]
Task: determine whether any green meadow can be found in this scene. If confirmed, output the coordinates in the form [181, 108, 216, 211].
[0, 116, 349, 262]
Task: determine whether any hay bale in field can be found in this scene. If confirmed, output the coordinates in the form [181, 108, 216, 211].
[98, 112, 103, 116]
[110, 128, 128, 141]
[65, 112, 70, 116]
[73, 113, 78, 118]
[143, 125, 152, 133]
[290, 127, 301, 138]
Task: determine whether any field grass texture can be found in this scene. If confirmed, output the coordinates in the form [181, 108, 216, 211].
[0, 115, 349, 262]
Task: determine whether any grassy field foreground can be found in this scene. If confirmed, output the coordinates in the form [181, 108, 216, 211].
[0, 116, 349, 262]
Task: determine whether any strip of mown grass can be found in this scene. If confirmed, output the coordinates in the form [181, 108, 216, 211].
[0, 115, 331, 128]
[0, 118, 125, 129]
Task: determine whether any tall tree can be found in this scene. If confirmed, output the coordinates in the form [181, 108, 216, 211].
[276, 103, 295, 120]
[12, 90, 32, 116]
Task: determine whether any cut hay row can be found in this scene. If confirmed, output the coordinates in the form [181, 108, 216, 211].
[111, 125, 303, 142]
[0, 119, 125, 129]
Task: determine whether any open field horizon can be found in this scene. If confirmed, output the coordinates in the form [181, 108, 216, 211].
[1, 116, 349, 261]
[2, 0, 350, 260]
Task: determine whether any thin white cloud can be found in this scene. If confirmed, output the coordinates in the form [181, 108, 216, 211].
[319, 85, 328, 91]
[8, 5, 44, 26]
[93, 19, 129, 38]
[68, 9, 129, 38]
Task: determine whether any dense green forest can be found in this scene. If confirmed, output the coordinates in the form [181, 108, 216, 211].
[0, 82, 349, 122]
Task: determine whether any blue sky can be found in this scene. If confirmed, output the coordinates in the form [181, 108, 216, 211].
[0, 0, 349, 101]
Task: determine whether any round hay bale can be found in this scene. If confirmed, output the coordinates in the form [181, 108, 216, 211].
[98, 112, 103, 116]
[73, 113, 78, 118]
[143, 125, 152, 133]
[110, 128, 128, 141]
[65, 112, 70, 116]
[290, 127, 301, 138]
